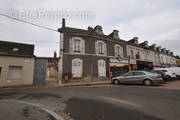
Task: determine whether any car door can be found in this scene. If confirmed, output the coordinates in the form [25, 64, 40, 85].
[133, 71, 146, 84]
[122, 72, 135, 84]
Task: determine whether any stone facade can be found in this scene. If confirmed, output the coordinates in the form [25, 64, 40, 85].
[58, 26, 128, 83]
[58, 19, 178, 83]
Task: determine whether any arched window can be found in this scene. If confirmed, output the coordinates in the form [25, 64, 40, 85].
[72, 58, 83, 78]
[98, 59, 106, 77]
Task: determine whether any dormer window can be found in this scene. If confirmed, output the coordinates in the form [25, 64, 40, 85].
[94, 25, 104, 35]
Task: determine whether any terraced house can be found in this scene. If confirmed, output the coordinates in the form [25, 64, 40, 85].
[58, 19, 129, 83]
[58, 19, 178, 83]
[126, 38, 177, 70]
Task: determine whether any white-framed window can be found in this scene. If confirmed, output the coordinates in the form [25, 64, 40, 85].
[161, 56, 164, 63]
[72, 58, 83, 78]
[141, 53, 145, 60]
[95, 40, 107, 55]
[98, 59, 106, 77]
[98, 42, 103, 54]
[136, 52, 140, 59]
[130, 50, 134, 59]
[114, 44, 123, 57]
[155, 54, 159, 63]
[74, 39, 81, 53]
[69, 37, 85, 54]
[8, 66, 23, 80]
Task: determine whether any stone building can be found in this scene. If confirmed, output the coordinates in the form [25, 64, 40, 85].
[58, 19, 128, 83]
[58, 19, 178, 83]
[126, 37, 154, 70]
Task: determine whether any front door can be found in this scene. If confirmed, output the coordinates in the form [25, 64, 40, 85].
[98, 60, 106, 77]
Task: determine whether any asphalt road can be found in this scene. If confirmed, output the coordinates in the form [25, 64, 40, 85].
[0, 85, 180, 120]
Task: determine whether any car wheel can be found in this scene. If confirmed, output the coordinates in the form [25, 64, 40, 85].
[113, 79, 120, 85]
[144, 79, 152, 86]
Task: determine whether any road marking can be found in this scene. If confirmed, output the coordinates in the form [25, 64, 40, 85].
[99, 96, 139, 108]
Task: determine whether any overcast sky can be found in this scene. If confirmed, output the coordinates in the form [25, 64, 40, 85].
[0, 0, 180, 57]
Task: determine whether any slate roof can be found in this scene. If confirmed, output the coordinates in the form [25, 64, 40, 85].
[0, 41, 34, 57]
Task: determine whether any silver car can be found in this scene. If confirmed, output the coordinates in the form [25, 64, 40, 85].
[112, 71, 164, 86]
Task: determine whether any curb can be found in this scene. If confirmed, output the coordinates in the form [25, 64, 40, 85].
[61, 81, 111, 87]
[0, 100, 65, 120]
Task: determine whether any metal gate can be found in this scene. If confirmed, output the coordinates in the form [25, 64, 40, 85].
[34, 58, 48, 85]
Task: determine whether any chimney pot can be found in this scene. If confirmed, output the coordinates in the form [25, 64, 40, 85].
[62, 18, 65, 27]
[88, 26, 93, 31]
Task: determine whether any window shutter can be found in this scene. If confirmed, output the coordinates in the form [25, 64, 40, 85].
[69, 39, 73, 53]
[104, 43, 107, 55]
[81, 40, 85, 54]
[95, 41, 98, 54]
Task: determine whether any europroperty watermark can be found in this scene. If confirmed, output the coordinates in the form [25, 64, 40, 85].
[7, 9, 94, 20]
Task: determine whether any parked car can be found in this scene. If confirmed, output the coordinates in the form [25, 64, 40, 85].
[112, 71, 164, 86]
[168, 67, 180, 79]
[149, 70, 169, 81]
[154, 68, 176, 80]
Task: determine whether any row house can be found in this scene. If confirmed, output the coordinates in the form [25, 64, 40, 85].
[127, 37, 154, 70]
[127, 37, 177, 71]
[58, 19, 178, 83]
[58, 19, 129, 83]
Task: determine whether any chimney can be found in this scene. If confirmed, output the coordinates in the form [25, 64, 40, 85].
[88, 26, 93, 31]
[53, 51, 57, 65]
[62, 18, 65, 27]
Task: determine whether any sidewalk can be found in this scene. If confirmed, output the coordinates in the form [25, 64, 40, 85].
[0, 80, 112, 91]
[60, 80, 111, 87]
[0, 100, 64, 120]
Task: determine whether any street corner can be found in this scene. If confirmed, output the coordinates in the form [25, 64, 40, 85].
[0, 100, 65, 120]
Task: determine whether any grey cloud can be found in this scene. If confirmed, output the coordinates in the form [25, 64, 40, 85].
[0, 0, 180, 56]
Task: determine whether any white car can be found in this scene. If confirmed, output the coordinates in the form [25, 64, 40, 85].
[154, 68, 176, 80]
[168, 67, 180, 79]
